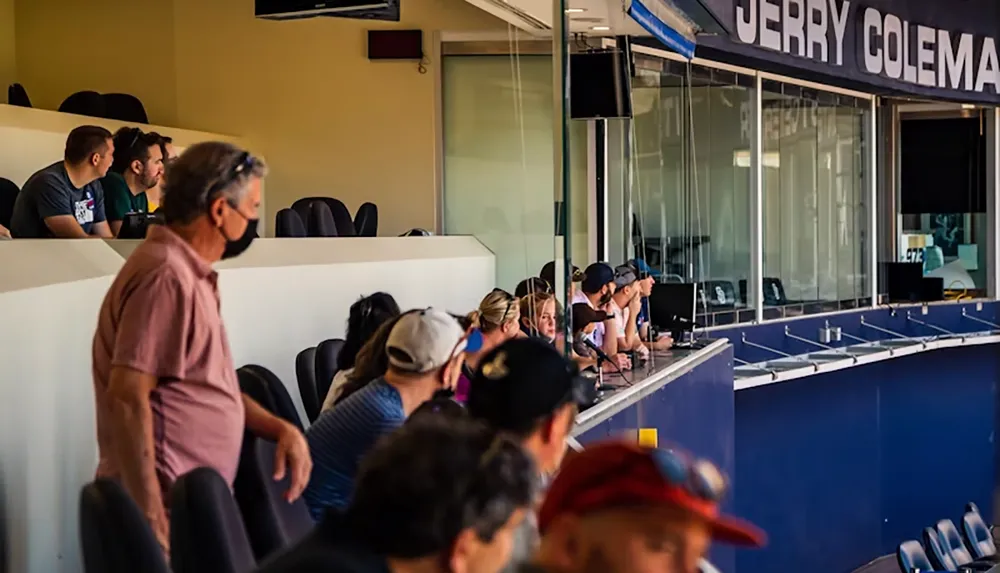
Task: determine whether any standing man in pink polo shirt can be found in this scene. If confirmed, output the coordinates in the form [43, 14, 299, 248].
[91, 142, 312, 555]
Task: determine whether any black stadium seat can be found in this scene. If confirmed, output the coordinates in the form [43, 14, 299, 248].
[237, 366, 277, 415]
[79, 478, 170, 573]
[324, 198, 356, 236]
[58, 90, 107, 119]
[306, 201, 337, 237]
[7, 83, 30, 107]
[295, 347, 320, 423]
[314, 339, 345, 406]
[234, 435, 314, 561]
[292, 197, 356, 236]
[0, 178, 19, 229]
[275, 208, 306, 238]
[243, 365, 304, 431]
[171, 467, 257, 573]
[103, 93, 149, 123]
[354, 202, 378, 237]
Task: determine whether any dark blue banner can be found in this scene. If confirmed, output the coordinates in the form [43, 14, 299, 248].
[661, 0, 1000, 103]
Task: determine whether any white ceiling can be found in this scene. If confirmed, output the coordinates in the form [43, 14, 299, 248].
[464, 0, 696, 38]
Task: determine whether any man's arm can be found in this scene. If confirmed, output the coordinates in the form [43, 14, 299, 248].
[623, 295, 642, 351]
[109, 220, 123, 236]
[32, 175, 92, 238]
[43, 215, 91, 238]
[107, 270, 190, 549]
[91, 185, 112, 238]
[243, 395, 312, 502]
[105, 366, 170, 552]
[92, 220, 113, 238]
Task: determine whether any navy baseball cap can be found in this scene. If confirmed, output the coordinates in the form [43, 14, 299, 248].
[467, 338, 590, 433]
[582, 263, 615, 294]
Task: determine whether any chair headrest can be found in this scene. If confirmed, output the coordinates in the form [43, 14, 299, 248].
[79, 478, 170, 573]
[234, 435, 314, 560]
[170, 467, 256, 573]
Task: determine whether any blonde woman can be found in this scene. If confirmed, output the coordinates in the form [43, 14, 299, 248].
[519, 292, 557, 341]
[454, 288, 522, 402]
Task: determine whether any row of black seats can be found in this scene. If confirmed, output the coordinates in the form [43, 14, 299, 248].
[8, 83, 150, 124]
[295, 339, 344, 423]
[896, 503, 997, 572]
[274, 197, 377, 238]
[80, 365, 314, 573]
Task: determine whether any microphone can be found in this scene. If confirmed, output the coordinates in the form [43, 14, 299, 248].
[577, 334, 629, 380]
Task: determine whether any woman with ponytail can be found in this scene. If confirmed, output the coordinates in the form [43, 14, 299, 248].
[454, 288, 522, 402]
[321, 292, 400, 412]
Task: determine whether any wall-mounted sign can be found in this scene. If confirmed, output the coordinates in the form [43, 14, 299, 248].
[671, 0, 1000, 103]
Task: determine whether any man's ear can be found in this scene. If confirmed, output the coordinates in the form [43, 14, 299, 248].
[130, 159, 143, 175]
[449, 527, 479, 573]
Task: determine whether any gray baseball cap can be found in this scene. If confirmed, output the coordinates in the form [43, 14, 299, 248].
[386, 308, 478, 373]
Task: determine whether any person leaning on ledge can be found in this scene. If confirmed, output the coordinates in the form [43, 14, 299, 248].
[102, 127, 164, 236]
[9, 125, 115, 238]
[91, 141, 312, 557]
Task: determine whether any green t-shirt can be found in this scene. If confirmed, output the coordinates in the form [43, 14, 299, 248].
[101, 172, 148, 222]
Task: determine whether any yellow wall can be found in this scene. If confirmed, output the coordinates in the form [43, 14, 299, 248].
[0, 0, 15, 90]
[13, 0, 504, 235]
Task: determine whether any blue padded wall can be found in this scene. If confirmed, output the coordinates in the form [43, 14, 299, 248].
[576, 346, 739, 572]
[734, 343, 998, 573]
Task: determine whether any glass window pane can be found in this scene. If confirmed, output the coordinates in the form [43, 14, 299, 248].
[762, 80, 870, 316]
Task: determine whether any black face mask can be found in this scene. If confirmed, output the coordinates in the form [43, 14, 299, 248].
[221, 216, 258, 260]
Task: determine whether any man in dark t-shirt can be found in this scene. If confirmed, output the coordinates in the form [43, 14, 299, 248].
[102, 127, 164, 236]
[10, 125, 114, 238]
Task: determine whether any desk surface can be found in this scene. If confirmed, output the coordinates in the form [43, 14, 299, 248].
[573, 339, 730, 435]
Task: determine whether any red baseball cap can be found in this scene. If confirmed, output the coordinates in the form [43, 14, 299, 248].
[538, 441, 766, 547]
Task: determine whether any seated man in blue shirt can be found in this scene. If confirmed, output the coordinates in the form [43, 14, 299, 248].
[10, 125, 114, 238]
[302, 308, 480, 519]
[257, 415, 537, 573]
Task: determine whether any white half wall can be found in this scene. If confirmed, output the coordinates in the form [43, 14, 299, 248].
[0, 236, 495, 573]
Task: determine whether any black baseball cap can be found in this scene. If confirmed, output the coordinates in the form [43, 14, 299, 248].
[467, 338, 590, 434]
[540, 261, 584, 289]
[515, 277, 553, 298]
[581, 262, 615, 294]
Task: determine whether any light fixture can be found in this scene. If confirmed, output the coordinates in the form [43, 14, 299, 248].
[565, 7, 585, 12]
[590, 25, 610, 31]
[961, 104, 976, 110]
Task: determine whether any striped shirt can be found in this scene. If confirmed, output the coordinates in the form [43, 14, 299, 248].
[302, 378, 405, 520]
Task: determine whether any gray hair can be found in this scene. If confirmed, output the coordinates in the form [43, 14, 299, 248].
[160, 141, 267, 225]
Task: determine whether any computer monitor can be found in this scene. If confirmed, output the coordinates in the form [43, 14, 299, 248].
[648, 282, 697, 339]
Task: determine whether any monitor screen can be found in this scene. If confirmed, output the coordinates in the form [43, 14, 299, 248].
[648, 282, 697, 331]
